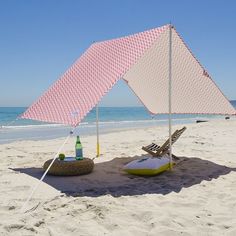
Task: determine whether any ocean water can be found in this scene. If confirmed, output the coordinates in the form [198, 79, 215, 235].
[0, 101, 235, 144]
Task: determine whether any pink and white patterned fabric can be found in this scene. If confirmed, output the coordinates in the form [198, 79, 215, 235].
[21, 24, 235, 126]
[123, 27, 236, 115]
[21, 25, 168, 126]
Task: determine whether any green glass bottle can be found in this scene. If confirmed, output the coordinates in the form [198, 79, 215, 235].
[75, 136, 83, 160]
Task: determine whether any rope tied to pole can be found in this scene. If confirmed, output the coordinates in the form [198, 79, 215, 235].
[20, 128, 75, 213]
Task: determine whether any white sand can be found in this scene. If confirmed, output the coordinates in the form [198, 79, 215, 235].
[0, 119, 236, 235]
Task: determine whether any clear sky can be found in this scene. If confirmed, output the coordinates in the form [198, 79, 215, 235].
[0, 0, 235, 107]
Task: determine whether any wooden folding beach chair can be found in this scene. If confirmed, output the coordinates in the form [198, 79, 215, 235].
[142, 127, 186, 157]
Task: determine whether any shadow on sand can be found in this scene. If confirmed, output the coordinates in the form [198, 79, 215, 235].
[12, 155, 236, 197]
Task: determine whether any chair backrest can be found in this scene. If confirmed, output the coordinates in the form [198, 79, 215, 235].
[154, 127, 186, 156]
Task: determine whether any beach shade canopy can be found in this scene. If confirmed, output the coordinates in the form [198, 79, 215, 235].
[20, 24, 236, 126]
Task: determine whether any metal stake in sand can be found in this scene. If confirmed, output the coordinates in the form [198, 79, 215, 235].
[20, 129, 74, 213]
[168, 23, 173, 170]
[96, 104, 100, 157]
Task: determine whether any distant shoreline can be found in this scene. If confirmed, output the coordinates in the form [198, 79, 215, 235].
[0, 104, 235, 144]
[1, 116, 235, 145]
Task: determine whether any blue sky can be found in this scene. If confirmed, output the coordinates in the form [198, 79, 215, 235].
[0, 0, 235, 107]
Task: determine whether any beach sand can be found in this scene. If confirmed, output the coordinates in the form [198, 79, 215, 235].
[0, 119, 236, 236]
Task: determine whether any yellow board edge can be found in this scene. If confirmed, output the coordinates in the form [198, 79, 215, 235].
[124, 163, 170, 176]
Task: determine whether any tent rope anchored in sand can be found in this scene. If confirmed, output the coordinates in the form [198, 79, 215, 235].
[19, 24, 236, 211]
